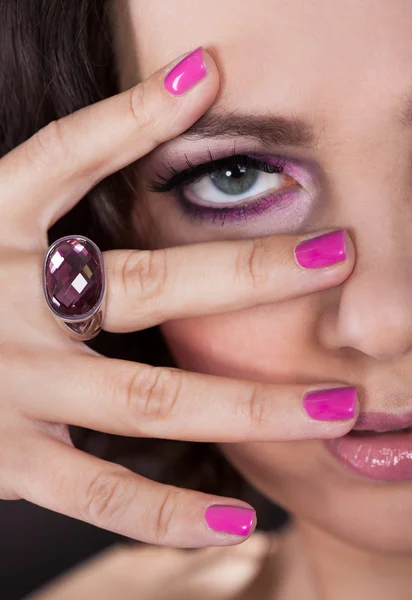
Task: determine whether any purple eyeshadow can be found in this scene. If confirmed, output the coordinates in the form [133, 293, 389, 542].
[177, 188, 298, 226]
[149, 150, 314, 229]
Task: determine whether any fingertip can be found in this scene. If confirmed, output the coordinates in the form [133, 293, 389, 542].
[204, 504, 256, 541]
[162, 45, 220, 99]
[303, 386, 357, 423]
[156, 46, 220, 137]
[294, 229, 347, 270]
[343, 228, 356, 274]
[201, 47, 221, 88]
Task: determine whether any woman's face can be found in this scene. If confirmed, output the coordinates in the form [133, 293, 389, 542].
[113, 0, 412, 552]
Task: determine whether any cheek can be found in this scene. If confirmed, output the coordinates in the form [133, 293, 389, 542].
[160, 299, 317, 383]
[161, 304, 324, 509]
[218, 438, 320, 505]
[160, 299, 331, 512]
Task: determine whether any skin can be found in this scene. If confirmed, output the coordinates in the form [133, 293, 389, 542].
[6, 0, 412, 598]
[0, 0, 358, 570]
[111, 0, 412, 598]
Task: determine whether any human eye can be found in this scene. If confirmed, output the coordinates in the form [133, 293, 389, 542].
[146, 152, 311, 226]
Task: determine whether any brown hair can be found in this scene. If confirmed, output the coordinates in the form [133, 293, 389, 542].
[0, 0, 283, 528]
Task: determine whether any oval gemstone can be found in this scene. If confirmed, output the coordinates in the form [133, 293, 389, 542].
[44, 237, 103, 318]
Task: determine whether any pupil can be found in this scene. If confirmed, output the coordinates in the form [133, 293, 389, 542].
[210, 165, 259, 195]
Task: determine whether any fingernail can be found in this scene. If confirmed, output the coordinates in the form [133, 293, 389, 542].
[303, 387, 357, 421]
[164, 47, 207, 96]
[204, 505, 255, 537]
[295, 230, 346, 269]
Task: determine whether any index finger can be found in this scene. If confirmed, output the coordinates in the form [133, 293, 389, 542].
[0, 47, 219, 240]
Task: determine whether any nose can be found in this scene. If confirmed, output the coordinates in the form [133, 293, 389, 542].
[319, 233, 412, 361]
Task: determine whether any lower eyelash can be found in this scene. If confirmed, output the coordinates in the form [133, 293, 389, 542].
[147, 151, 302, 226]
[176, 187, 298, 226]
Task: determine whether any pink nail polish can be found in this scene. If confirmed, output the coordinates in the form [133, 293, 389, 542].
[295, 230, 346, 269]
[303, 387, 357, 421]
[164, 47, 207, 96]
[204, 505, 255, 537]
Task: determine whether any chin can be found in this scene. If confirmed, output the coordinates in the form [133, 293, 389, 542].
[219, 438, 412, 555]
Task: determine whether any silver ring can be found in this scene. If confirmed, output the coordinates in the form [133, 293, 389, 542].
[42, 235, 106, 341]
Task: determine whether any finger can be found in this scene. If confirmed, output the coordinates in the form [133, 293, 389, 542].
[0, 47, 219, 241]
[103, 229, 354, 333]
[20, 354, 359, 441]
[13, 434, 257, 547]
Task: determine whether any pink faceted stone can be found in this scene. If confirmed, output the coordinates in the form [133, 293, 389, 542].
[44, 238, 103, 318]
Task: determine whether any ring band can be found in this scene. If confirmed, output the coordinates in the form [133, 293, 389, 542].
[42, 235, 106, 341]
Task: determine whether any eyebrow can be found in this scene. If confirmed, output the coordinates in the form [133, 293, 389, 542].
[180, 108, 317, 149]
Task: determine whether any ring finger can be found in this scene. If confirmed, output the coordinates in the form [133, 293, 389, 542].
[17, 353, 359, 441]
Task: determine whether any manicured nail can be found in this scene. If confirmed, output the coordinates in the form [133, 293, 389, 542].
[303, 387, 357, 421]
[164, 47, 207, 96]
[204, 505, 255, 537]
[295, 230, 346, 269]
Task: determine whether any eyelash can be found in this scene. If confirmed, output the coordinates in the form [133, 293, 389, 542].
[147, 151, 291, 225]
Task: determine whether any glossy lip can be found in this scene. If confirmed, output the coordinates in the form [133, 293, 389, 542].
[324, 411, 412, 482]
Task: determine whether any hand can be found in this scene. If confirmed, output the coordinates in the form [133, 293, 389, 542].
[0, 47, 357, 548]
[28, 534, 269, 600]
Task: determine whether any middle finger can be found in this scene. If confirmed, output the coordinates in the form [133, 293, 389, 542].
[103, 229, 354, 332]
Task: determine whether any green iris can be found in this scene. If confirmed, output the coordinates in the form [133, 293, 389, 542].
[210, 165, 259, 195]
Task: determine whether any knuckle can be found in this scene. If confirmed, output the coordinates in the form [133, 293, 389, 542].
[247, 384, 268, 428]
[125, 366, 183, 423]
[129, 81, 159, 137]
[153, 487, 181, 543]
[237, 238, 269, 290]
[28, 119, 74, 173]
[82, 469, 134, 528]
[119, 249, 168, 304]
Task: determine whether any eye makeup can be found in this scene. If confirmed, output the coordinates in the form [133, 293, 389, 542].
[179, 188, 299, 226]
[148, 152, 286, 193]
[145, 148, 315, 229]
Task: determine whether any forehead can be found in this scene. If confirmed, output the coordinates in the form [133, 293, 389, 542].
[117, 0, 412, 127]
[119, 0, 412, 92]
